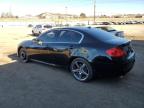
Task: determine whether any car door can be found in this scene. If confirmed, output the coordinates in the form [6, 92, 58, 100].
[31, 30, 60, 64]
[47, 29, 83, 66]
[26, 38, 45, 60]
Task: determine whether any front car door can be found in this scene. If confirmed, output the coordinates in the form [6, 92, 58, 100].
[26, 30, 59, 64]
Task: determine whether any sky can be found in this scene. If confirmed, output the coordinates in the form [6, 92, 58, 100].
[0, 0, 144, 16]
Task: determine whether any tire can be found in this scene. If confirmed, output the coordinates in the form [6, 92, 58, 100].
[19, 48, 29, 63]
[70, 58, 93, 82]
[39, 31, 41, 35]
[32, 30, 35, 36]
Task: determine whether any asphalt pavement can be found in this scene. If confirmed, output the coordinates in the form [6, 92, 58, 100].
[0, 40, 144, 108]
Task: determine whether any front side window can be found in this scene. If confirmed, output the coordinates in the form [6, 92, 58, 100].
[58, 30, 82, 43]
[38, 30, 58, 42]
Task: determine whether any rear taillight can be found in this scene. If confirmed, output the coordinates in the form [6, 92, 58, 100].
[106, 47, 126, 58]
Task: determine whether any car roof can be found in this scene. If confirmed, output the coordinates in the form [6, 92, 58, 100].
[86, 25, 112, 28]
[52, 26, 117, 34]
[53, 26, 97, 32]
[49, 26, 119, 42]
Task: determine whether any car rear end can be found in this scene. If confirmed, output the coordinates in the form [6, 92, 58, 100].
[107, 41, 135, 74]
[93, 40, 135, 76]
[88, 28, 135, 76]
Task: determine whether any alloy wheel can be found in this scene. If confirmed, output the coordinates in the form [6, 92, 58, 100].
[71, 60, 90, 81]
[19, 48, 29, 63]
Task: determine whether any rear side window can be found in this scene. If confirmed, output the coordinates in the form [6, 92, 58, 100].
[58, 30, 82, 43]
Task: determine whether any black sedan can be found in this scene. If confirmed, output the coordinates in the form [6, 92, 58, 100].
[17, 27, 135, 82]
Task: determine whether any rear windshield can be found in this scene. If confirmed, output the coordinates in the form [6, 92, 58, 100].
[87, 28, 117, 41]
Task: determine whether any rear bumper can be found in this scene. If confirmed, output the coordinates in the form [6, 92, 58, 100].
[92, 53, 135, 76]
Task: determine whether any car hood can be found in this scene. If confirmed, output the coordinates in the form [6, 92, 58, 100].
[18, 40, 33, 47]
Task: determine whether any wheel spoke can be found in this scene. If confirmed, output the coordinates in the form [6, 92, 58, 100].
[80, 64, 86, 69]
[21, 52, 26, 59]
[78, 73, 82, 79]
[81, 69, 88, 76]
[75, 62, 80, 68]
[72, 69, 80, 73]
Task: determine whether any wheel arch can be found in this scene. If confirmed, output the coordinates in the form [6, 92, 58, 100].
[17, 46, 23, 56]
[17, 46, 27, 57]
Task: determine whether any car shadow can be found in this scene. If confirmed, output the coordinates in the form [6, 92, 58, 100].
[27, 34, 38, 37]
[1, 53, 125, 84]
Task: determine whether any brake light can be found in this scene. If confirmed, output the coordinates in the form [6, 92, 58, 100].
[106, 47, 126, 57]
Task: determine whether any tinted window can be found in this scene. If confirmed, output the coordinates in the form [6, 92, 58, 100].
[58, 30, 82, 43]
[38, 30, 58, 42]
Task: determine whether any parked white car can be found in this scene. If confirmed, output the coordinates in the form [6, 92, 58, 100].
[89, 25, 124, 38]
[32, 24, 52, 36]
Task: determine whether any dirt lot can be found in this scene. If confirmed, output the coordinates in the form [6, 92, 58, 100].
[0, 27, 34, 65]
[0, 25, 144, 108]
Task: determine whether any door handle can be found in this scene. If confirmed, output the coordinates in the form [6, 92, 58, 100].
[53, 48, 57, 51]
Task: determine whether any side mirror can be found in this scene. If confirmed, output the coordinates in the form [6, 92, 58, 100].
[32, 38, 43, 45]
[33, 38, 38, 43]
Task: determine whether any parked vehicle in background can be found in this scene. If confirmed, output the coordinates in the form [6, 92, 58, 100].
[101, 22, 111, 25]
[17, 27, 135, 82]
[94, 22, 111, 25]
[32, 24, 52, 36]
[89, 25, 124, 38]
[28, 24, 33, 27]
[74, 23, 86, 26]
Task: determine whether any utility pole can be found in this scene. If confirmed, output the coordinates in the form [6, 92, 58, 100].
[94, 0, 96, 23]
[9, 4, 12, 17]
[65, 6, 68, 24]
